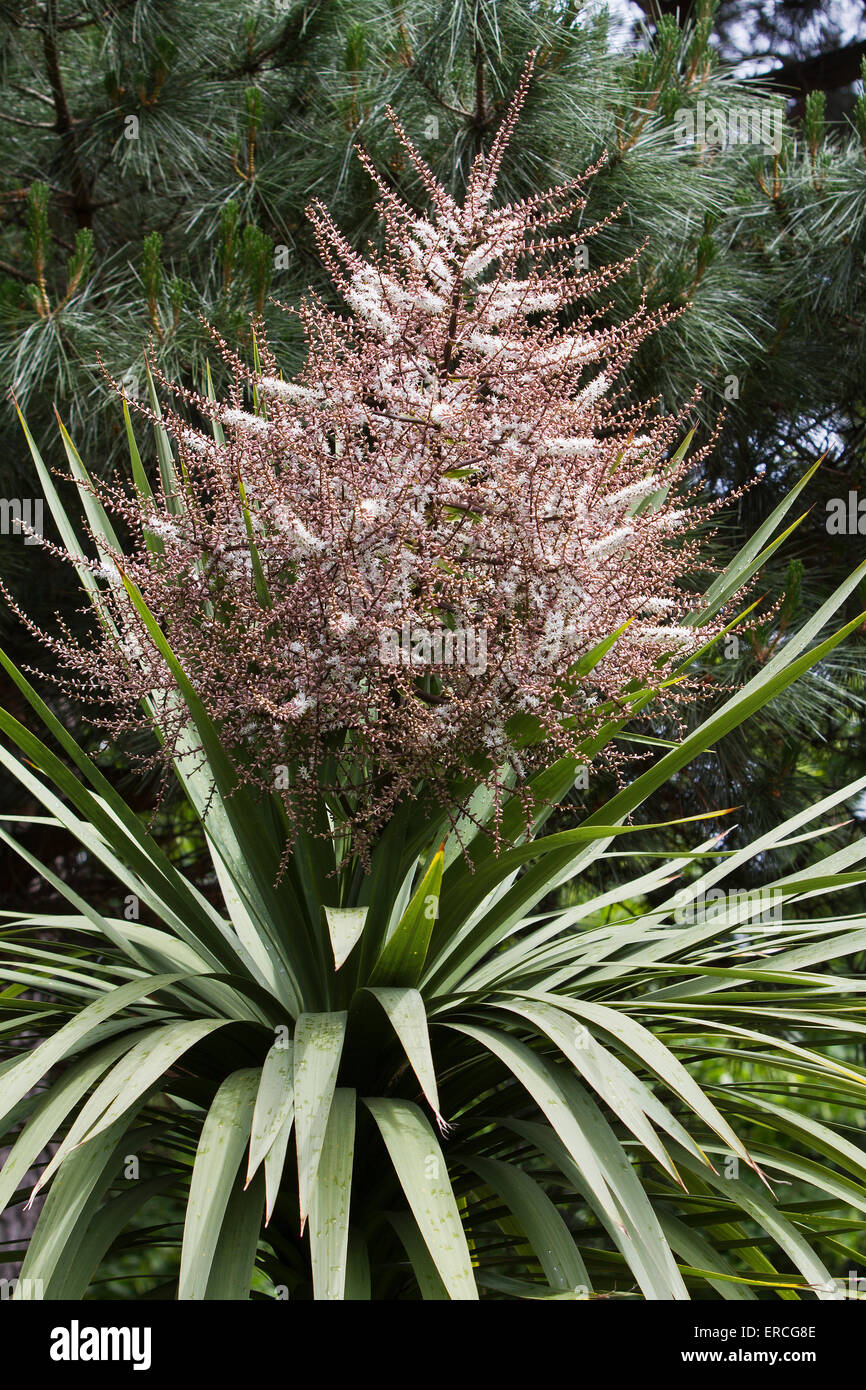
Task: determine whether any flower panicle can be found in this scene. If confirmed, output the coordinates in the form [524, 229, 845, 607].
[36, 74, 742, 862]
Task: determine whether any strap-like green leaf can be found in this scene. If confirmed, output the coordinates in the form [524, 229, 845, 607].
[0, 1037, 133, 1215]
[264, 1110, 294, 1226]
[464, 1154, 590, 1292]
[345, 1230, 371, 1299]
[364, 987, 441, 1119]
[50, 1176, 172, 1300]
[18, 1109, 150, 1294]
[72, 1018, 234, 1151]
[365, 1097, 478, 1300]
[0, 974, 185, 1132]
[205, 1170, 265, 1300]
[494, 996, 709, 1182]
[369, 848, 444, 987]
[324, 906, 367, 970]
[247, 1040, 294, 1184]
[294, 1011, 347, 1226]
[309, 1088, 356, 1300]
[389, 1211, 449, 1299]
[179, 1068, 260, 1300]
[672, 1147, 838, 1299]
[452, 1023, 688, 1298]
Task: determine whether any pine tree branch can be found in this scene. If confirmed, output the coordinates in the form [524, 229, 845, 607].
[0, 260, 32, 284]
[0, 112, 55, 129]
[474, 39, 486, 127]
[472, 36, 491, 154]
[11, 85, 57, 109]
[220, 0, 327, 78]
[17, 2, 137, 32]
[408, 63, 471, 119]
[40, 0, 95, 229]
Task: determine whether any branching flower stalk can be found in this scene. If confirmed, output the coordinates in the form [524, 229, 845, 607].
[4, 57, 864, 1308]
[27, 61, 733, 859]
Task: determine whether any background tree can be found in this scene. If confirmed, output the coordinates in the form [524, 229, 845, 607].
[1, 0, 864, 884]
